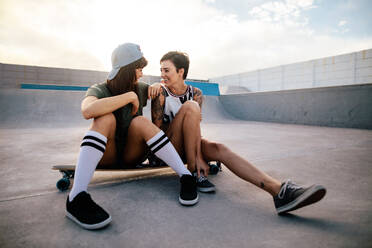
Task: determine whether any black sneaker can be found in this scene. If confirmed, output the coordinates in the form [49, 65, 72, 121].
[274, 180, 326, 215]
[193, 171, 216, 193]
[179, 175, 199, 206]
[66, 191, 112, 229]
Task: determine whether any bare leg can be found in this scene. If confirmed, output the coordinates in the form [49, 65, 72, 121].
[201, 139, 281, 196]
[122, 116, 161, 166]
[121, 116, 190, 177]
[166, 101, 209, 176]
[91, 114, 160, 167]
[92, 114, 161, 167]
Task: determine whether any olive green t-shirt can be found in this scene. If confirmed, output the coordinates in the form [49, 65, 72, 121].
[85, 81, 149, 152]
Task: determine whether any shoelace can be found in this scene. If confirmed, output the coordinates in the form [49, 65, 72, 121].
[198, 175, 208, 183]
[277, 180, 301, 199]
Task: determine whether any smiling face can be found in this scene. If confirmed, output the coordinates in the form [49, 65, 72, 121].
[160, 60, 184, 87]
[135, 67, 143, 82]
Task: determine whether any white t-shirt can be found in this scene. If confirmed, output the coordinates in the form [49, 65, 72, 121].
[162, 85, 194, 124]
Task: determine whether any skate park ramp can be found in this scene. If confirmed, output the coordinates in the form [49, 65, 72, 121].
[0, 91, 231, 129]
[1, 82, 372, 247]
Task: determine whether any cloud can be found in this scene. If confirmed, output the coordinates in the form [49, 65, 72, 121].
[249, 0, 315, 24]
[0, 0, 371, 80]
[338, 20, 347, 26]
[0, 0, 105, 70]
[332, 20, 349, 34]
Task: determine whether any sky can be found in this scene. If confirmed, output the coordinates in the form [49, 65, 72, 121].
[0, 0, 371, 79]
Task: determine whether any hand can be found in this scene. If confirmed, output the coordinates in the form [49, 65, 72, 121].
[196, 158, 209, 177]
[148, 82, 163, 99]
[128, 92, 139, 116]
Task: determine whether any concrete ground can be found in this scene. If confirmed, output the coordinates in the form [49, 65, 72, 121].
[0, 94, 372, 247]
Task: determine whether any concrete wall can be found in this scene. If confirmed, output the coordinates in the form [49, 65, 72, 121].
[0, 63, 211, 89]
[211, 49, 372, 93]
[219, 84, 372, 129]
[0, 63, 162, 88]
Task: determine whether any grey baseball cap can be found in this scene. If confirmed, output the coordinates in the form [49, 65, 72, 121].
[107, 43, 143, 80]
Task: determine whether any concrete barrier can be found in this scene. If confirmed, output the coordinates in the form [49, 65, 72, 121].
[219, 83, 372, 129]
[211, 49, 372, 92]
[0, 62, 211, 89]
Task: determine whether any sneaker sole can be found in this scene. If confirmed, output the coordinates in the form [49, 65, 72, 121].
[179, 195, 199, 206]
[66, 211, 112, 230]
[276, 185, 326, 215]
[198, 186, 216, 193]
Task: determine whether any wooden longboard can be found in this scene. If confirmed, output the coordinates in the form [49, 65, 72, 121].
[53, 163, 169, 192]
[52, 164, 168, 172]
[53, 161, 221, 192]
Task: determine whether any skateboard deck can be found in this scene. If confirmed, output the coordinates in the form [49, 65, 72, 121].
[52, 163, 169, 191]
[53, 161, 222, 192]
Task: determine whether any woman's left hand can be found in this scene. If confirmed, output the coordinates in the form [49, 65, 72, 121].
[196, 157, 210, 177]
[148, 82, 163, 99]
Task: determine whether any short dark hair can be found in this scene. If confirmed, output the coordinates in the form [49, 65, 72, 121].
[160, 51, 189, 79]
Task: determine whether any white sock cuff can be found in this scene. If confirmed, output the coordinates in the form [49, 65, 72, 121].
[146, 130, 165, 146]
[146, 131, 170, 154]
[81, 130, 108, 153]
[85, 130, 108, 143]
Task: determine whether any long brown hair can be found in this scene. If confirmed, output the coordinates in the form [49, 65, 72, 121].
[107, 57, 148, 96]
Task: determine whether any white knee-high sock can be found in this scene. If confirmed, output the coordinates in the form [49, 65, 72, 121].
[69, 130, 107, 201]
[146, 130, 191, 177]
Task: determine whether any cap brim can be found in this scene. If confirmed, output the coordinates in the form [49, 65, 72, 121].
[107, 68, 120, 80]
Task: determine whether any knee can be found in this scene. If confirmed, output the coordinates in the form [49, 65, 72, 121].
[129, 116, 160, 140]
[202, 140, 229, 162]
[131, 116, 150, 127]
[209, 141, 228, 155]
[130, 116, 156, 130]
[94, 113, 116, 126]
[91, 113, 116, 134]
[181, 100, 200, 115]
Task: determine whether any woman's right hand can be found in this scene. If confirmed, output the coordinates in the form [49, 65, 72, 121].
[126, 91, 139, 115]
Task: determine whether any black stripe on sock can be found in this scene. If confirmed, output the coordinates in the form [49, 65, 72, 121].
[81, 142, 105, 153]
[148, 134, 167, 150]
[83, 135, 107, 147]
[152, 138, 170, 154]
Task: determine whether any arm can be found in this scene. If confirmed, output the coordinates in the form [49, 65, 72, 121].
[193, 87, 203, 109]
[193, 87, 203, 121]
[151, 88, 168, 131]
[81, 92, 138, 120]
[148, 82, 163, 99]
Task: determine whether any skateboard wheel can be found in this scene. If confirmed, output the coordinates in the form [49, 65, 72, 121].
[56, 178, 70, 191]
[209, 162, 220, 175]
[217, 161, 222, 169]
